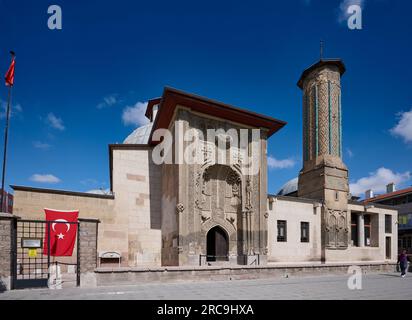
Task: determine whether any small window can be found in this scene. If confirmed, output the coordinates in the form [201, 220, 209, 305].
[399, 215, 407, 226]
[385, 215, 392, 233]
[351, 212, 359, 246]
[268, 201, 273, 211]
[301, 222, 310, 242]
[277, 220, 287, 242]
[335, 191, 339, 201]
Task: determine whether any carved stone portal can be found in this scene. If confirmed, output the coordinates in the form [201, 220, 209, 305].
[325, 209, 348, 249]
[196, 165, 242, 227]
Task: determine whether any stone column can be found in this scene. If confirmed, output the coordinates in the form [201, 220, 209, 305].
[0, 213, 18, 291]
[242, 210, 247, 257]
[78, 218, 100, 288]
[357, 213, 364, 247]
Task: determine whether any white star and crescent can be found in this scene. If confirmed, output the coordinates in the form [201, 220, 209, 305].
[52, 219, 70, 232]
[52, 219, 70, 240]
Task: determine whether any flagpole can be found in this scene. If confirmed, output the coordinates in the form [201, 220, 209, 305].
[0, 52, 14, 213]
[0, 84, 12, 212]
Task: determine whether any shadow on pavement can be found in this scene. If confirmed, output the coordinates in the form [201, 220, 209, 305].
[378, 273, 405, 278]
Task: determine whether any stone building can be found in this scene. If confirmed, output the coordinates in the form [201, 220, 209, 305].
[11, 57, 398, 268]
[363, 184, 412, 254]
[270, 59, 397, 263]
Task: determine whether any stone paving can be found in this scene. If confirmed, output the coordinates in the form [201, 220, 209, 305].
[0, 272, 411, 300]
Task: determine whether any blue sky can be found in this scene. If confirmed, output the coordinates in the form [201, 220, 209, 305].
[0, 0, 411, 197]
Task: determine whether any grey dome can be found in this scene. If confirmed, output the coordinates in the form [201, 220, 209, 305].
[277, 177, 298, 196]
[123, 122, 153, 144]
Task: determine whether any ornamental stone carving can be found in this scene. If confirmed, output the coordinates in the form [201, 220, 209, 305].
[245, 178, 253, 210]
[325, 208, 348, 249]
[176, 203, 185, 215]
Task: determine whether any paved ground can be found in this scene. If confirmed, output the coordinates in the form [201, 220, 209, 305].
[1, 272, 411, 300]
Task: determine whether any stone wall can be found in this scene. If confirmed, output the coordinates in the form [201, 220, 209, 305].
[94, 262, 397, 287]
[12, 187, 114, 265]
[79, 218, 100, 287]
[12, 145, 163, 268]
[325, 203, 398, 262]
[111, 147, 162, 267]
[0, 213, 17, 291]
[79, 219, 99, 272]
[12, 189, 115, 221]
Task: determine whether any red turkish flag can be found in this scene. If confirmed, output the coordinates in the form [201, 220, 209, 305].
[5, 57, 15, 87]
[43, 208, 79, 256]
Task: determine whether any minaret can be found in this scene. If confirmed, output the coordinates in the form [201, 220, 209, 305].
[297, 57, 349, 250]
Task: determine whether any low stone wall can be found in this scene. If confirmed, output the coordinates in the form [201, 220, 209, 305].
[93, 262, 397, 287]
[0, 213, 18, 291]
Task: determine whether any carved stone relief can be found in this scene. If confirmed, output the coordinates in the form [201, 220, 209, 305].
[245, 178, 253, 211]
[195, 164, 242, 229]
[176, 203, 185, 215]
[325, 208, 348, 249]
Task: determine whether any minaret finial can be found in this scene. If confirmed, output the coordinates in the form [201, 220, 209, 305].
[320, 40, 324, 60]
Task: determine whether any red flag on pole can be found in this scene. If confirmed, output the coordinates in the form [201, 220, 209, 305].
[5, 55, 15, 87]
[43, 208, 79, 256]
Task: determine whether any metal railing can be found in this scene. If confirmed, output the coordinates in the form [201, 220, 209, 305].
[198, 254, 261, 266]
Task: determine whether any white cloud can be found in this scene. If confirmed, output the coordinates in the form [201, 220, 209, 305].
[46, 113, 65, 131]
[97, 94, 119, 109]
[267, 156, 296, 169]
[390, 108, 412, 143]
[122, 101, 149, 127]
[81, 178, 98, 186]
[30, 174, 61, 184]
[86, 188, 111, 195]
[0, 99, 23, 119]
[33, 141, 51, 150]
[349, 167, 411, 196]
[338, 0, 365, 23]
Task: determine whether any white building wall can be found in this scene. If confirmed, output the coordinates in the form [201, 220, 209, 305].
[267, 197, 398, 264]
[267, 196, 322, 263]
[326, 203, 398, 262]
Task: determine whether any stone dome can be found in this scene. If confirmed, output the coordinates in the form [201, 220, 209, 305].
[123, 122, 153, 144]
[277, 177, 298, 196]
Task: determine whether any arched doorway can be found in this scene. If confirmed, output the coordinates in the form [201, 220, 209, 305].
[206, 226, 229, 262]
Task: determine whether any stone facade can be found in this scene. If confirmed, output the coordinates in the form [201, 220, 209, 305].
[10, 80, 398, 271]
[161, 108, 268, 266]
[79, 218, 100, 287]
[0, 213, 17, 291]
[111, 147, 162, 267]
[79, 219, 99, 272]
